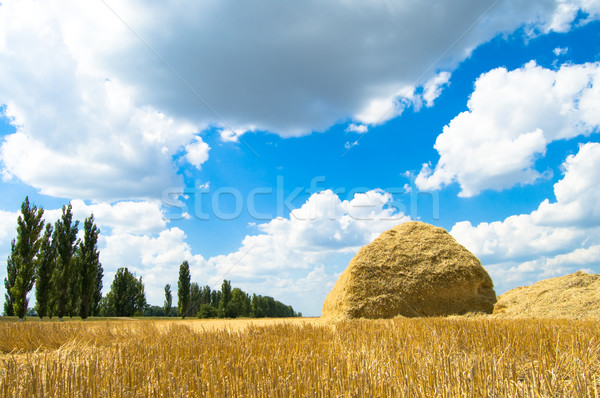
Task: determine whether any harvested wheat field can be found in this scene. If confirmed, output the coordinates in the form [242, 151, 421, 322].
[1, 317, 600, 397]
[494, 271, 600, 319]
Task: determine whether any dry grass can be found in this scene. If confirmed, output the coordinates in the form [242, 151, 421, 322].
[1, 317, 599, 397]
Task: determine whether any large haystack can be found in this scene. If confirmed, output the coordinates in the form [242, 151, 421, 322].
[493, 271, 600, 319]
[322, 221, 497, 319]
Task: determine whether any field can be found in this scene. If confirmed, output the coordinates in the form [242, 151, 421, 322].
[1, 317, 599, 397]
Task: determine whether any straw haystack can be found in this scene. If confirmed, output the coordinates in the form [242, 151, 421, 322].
[493, 271, 600, 319]
[322, 221, 497, 319]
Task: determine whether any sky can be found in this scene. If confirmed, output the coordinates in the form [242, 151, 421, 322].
[1, 0, 600, 316]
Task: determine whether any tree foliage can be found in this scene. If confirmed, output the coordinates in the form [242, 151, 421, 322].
[77, 215, 101, 319]
[177, 261, 191, 318]
[11, 197, 45, 319]
[3, 240, 17, 316]
[104, 267, 146, 317]
[51, 203, 79, 320]
[35, 223, 55, 319]
[164, 284, 173, 317]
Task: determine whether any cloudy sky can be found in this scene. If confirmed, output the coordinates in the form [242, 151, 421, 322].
[1, 0, 599, 316]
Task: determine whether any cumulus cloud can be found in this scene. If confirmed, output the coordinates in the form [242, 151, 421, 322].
[1, 1, 598, 200]
[345, 124, 368, 134]
[553, 46, 569, 56]
[206, 189, 410, 314]
[422, 72, 452, 107]
[100, 227, 208, 306]
[451, 142, 600, 291]
[184, 136, 210, 169]
[416, 61, 600, 197]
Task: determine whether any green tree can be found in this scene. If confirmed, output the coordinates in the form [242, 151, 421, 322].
[219, 279, 232, 317]
[105, 267, 145, 317]
[77, 215, 101, 320]
[210, 290, 222, 308]
[200, 285, 211, 306]
[3, 240, 17, 316]
[197, 304, 218, 318]
[164, 284, 173, 317]
[135, 276, 147, 316]
[177, 261, 190, 318]
[11, 197, 45, 320]
[51, 203, 79, 320]
[228, 287, 251, 318]
[91, 260, 103, 316]
[189, 282, 201, 316]
[35, 223, 55, 318]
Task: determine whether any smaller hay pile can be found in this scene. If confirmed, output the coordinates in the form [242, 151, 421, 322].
[493, 271, 600, 319]
[322, 222, 497, 319]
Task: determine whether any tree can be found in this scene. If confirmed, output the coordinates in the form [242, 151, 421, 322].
[77, 215, 101, 320]
[197, 304, 218, 318]
[210, 290, 222, 308]
[3, 241, 17, 316]
[219, 279, 232, 317]
[11, 197, 45, 320]
[35, 223, 55, 318]
[91, 260, 103, 316]
[164, 284, 173, 317]
[228, 287, 251, 318]
[177, 261, 190, 318]
[200, 285, 211, 306]
[135, 276, 147, 316]
[105, 267, 145, 317]
[189, 282, 201, 317]
[51, 203, 79, 320]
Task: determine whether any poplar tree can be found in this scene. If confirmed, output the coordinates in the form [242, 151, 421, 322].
[51, 203, 79, 320]
[11, 197, 45, 320]
[177, 261, 190, 318]
[135, 276, 147, 316]
[3, 241, 17, 316]
[91, 260, 103, 316]
[105, 267, 144, 317]
[189, 282, 201, 316]
[219, 280, 232, 318]
[164, 284, 172, 317]
[78, 215, 101, 320]
[35, 223, 55, 318]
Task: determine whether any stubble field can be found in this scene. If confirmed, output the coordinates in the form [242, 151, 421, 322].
[1, 317, 599, 397]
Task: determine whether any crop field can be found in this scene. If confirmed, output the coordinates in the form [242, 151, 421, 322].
[1, 317, 599, 397]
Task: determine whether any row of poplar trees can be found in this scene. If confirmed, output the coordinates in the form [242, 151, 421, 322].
[168, 261, 300, 319]
[3, 197, 103, 320]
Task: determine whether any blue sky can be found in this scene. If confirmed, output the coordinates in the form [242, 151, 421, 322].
[1, 0, 600, 316]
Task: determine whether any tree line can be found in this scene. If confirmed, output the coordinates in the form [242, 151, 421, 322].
[3, 197, 103, 320]
[171, 261, 301, 319]
[3, 197, 300, 320]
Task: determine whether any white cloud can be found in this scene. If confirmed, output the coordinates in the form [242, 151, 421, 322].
[218, 129, 239, 143]
[184, 136, 210, 169]
[451, 142, 600, 292]
[554, 46, 569, 56]
[416, 61, 600, 197]
[422, 72, 451, 107]
[345, 123, 368, 134]
[532, 142, 600, 226]
[0, 209, 18, 245]
[1, 1, 598, 200]
[206, 189, 410, 314]
[100, 227, 209, 306]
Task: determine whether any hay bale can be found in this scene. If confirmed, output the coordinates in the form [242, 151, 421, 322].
[493, 271, 600, 319]
[322, 221, 497, 319]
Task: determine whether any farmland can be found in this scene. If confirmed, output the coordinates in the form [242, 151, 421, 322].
[1, 317, 599, 397]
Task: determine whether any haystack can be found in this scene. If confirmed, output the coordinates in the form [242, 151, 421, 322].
[322, 221, 497, 319]
[493, 271, 600, 319]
